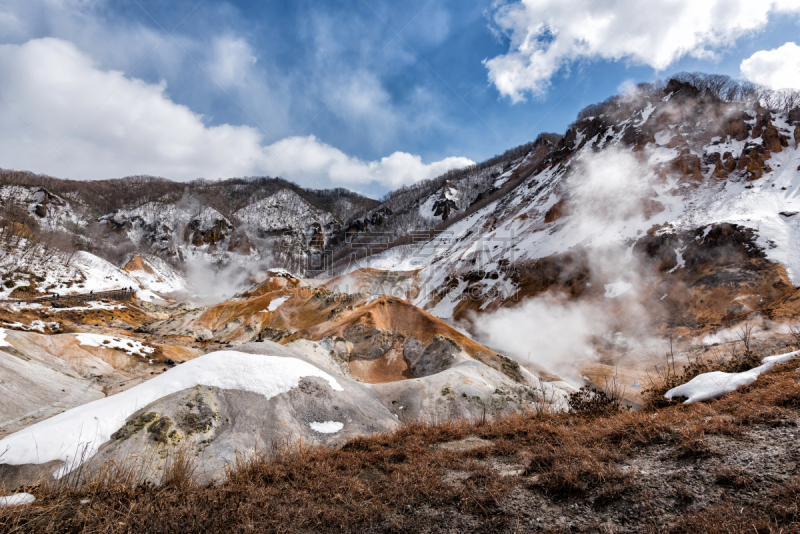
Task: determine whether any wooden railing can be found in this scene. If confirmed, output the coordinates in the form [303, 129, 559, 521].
[14, 288, 135, 304]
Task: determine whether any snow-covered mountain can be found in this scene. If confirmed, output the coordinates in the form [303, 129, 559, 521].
[102, 202, 247, 258]
[0, 175, 381, 279]
[5, 74, 800, 499]
[3, 74, 800, 333]
[335, 77, 800, 339]
[234, 189, 341, 251]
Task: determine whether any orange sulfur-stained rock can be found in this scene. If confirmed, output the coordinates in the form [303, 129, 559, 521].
[672, 150, 703, 181]
[762, 121, 787, 153]
[123, 255, 155, 274]
[724, 114, 750, 141]
[741, 149, 772, 180]
[544, 199, 568, 223]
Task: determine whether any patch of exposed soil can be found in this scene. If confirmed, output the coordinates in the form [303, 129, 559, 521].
[348, 342, 413, 384]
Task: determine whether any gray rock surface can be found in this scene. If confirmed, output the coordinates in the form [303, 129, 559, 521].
[85, 372, 398, 484]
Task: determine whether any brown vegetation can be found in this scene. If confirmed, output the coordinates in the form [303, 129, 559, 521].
[2, 354, 799, 533]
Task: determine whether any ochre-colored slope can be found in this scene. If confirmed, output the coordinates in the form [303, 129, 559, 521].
[153, 280, 521, 382]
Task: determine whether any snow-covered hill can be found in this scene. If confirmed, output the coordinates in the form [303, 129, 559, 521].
[234, 189, 341, 250]
[335, 78, 800, 337]
[0, 185, 84, 232]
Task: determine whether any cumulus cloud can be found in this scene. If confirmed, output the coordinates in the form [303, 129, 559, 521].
[740, 41, 800, 90]
[484, 0, 800, 101]
[265, 136, 473, 189]
[0, 38, 472, 188]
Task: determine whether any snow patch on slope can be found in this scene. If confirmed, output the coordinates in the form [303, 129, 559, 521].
[0, 328, 11, 347]
[309, 421, 344, 433]
[70, 252, 160, 301]
[664, 350, 800, 404]
[604, 281, 633, 298]
[125, 256, 188, 296]
[3, 320, 60, 332]
[266, 296, 290, 312]
[74, 333, 155, 357]
[0, 493, 35, 508]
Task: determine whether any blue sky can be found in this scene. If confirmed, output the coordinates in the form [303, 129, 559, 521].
[0, 0, 799, 197]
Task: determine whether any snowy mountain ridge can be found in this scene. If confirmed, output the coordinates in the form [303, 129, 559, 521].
[337, 78, 800, 330]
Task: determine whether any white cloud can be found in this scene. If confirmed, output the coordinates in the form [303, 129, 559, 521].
[0, 38, 471, 188]
[1, 1, 458, 174]
[264, 136, 472, 189]
[740, 41, 800, 90]
[485, 0, 800, 102]
[208, 36, 258, 89]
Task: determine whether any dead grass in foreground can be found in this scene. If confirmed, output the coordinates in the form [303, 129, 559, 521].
[2, 360, 800, 533]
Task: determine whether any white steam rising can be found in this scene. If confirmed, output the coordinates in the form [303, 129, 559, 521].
[472, 294, 601, 381]
[470, 147, 664, 380]
[185, 261, 264, 305]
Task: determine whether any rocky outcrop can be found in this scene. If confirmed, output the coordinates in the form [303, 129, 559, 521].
[31, 188, 63, 219]
[683, 223, 765, 267]
[737, 147, 772, 180]
[188, 217, 232, 247]
[724, 113, 751, 141]
[753, 112, 789, 153]
[672, 149, 703, 181]
[345, 207, 393, 234]
[762, 121, 788, 153]
[432, 181, 459, 221]
[402, 335, 459, 377]
[664, 79, 701, 100]
[343, 324, 395, 360]
[226, 228, 253, 255]
[79, 351, 399, 484]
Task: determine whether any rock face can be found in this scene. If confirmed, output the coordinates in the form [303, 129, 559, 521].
[103, 203, 243, 259]
[100, 189, 345, 267]
[544, 198, 568, 223]
[0, 185, 81, 232]
[88, 373, 397, 484]
[31, 188, 62, 219]
[0, 181, 375, 277]
[664, 78, 701, 99]
[403, 335, 459, 377]
[188, 217, 232, 248]
[234, 189, 341, 249]
[280, 77, 800, 385]
[432, 181, 459, 221]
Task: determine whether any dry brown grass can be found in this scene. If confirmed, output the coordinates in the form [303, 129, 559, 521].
[2, 359, 799, 533]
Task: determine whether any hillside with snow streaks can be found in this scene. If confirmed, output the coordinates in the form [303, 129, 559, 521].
[342, 81, 800, 323]
[0, 185, 84, 232]
[235, 189, 336, 232]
